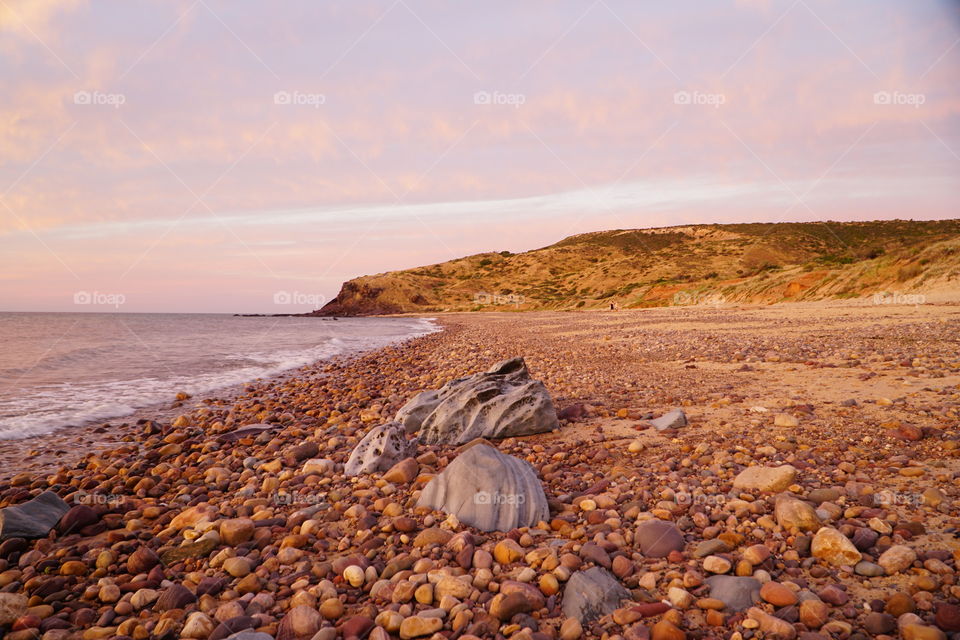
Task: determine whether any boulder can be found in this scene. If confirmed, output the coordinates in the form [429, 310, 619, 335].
[561, 567, 629, 623]
[0, 491, 70, 540]
[705, 576, 761, 611]
[416, 443, 548, 532]
[345, 422, 416, 477]
[397, 357, 559, 445]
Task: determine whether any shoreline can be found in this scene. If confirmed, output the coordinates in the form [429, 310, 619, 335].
[1, 301, 959, 639]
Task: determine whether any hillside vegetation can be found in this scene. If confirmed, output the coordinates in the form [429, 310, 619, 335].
[317, 220, 960, 315]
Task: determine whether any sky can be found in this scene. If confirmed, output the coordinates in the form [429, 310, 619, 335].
[1, 0, 958, 313]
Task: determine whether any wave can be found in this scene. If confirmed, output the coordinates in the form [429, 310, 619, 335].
[0, 317, 439, 440]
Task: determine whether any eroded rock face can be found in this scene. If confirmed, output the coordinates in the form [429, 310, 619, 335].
[344, 422, 416, 477]
[561, 567, 629, 623]
[397, 357, 559, 445]
[0, 491, 70, 540]
[416, 443, 549, 532]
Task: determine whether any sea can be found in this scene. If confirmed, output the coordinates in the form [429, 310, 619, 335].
[0, 312, 438, 440]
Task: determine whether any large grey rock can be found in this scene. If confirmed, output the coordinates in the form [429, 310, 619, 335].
[344, 422, 416, 477]
[562, 567, 630, 623]
[416, 443, 549, 532]
[0, 491, 70, 540]
[705, 575, 761, 611]
[397, 357, 559, 445]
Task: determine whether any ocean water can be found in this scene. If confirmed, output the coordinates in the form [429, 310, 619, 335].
[0, 313, 437, 440]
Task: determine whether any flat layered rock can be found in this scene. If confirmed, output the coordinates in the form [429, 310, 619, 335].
[416, 443, 549, 532]
[397, 357, 559, 445]
[0, 491, 70, 540]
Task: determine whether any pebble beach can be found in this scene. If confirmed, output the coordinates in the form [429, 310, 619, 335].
[1, 300, 959, 640]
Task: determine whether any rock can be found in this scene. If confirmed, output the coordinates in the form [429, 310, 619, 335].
[416, 443, 548, 532]
[0, 593, 28, 625]
[732, 465, 797, 492]
[854, 561, 885, 577]
[182, 612, 216, 639]
[936, 603, 960, 631]
[399, 616, 442, 639]
[383, 457, 419, 484]
[277, 605, 321, 640]
[55, 504, 99, 535]
[0, 491, 70, 540]
[344, 422, 416, 477]
[651, 620, 685, 640]
[494, 539, 524, 564]
[878, 544, 916, 574]
[220, 518, 255, 545]
[747, 607, 796, 639]
[901, 624, 947, 640]
[341, 616, 375, 640]
[302, 458, 334, 475]
[561, 567, 630, 624]
[774, 496, 821, 532]
[223, 634, 273, 640]
[156, 584, 197, 611]
[395, 389, 441, 433]
[704, 576, 761, 612]
[863, 612, 896, 635]
[343, 565, 365, 588]
[811, 527, 861, 566]
[645, 408, 687, 431]
[161, 536, 218, 564]
[560, 618, 583, 640]
[127, 546, 160, 574]
[399, 357, 559, 444]
[799, 600, 829, 629]
[774, 413, 799, 427]
[216, 423, 276, 442]
[884, 592, 915, 616]
[636, 520, 684, 557]
[760, 581, 797, 607]
[703, 556, 731, 574]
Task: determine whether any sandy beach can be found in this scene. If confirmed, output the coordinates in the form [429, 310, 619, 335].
[1, 300, 959, 640]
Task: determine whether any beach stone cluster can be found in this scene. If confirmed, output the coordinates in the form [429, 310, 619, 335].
[0, 305, 957, 640]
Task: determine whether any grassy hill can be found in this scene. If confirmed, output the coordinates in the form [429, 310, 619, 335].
[316, 219, 960, 315]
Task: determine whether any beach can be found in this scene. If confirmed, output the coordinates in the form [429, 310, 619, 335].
[1, 300, 959, 640]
